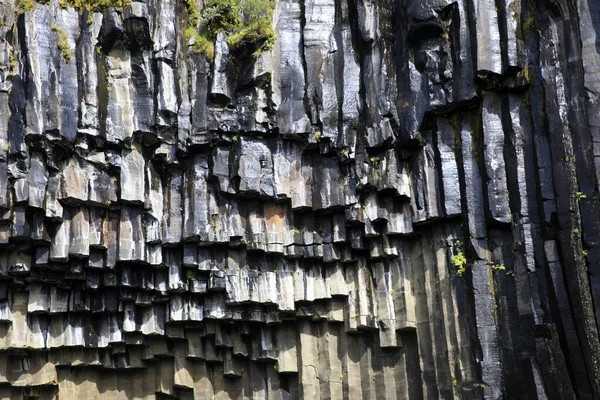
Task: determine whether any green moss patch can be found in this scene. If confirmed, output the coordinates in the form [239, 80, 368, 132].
[185, 0, 276, 62]
[58, 0, 130, 12]
[17, 0, 131, 14]
[51, 25, 72, 63]
[15, 0, 36, 14]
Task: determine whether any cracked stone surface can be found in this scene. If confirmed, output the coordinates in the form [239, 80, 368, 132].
[0, 0, 598, 398]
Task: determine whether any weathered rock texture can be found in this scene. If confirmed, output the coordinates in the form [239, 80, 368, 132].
[0, 0, 599, 398]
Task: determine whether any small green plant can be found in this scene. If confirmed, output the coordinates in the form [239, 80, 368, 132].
[15, 0, 129, 22]
[211, 214, 218, 234]
[492, 264, 506, 272]
[450, 241, 469, 277]
[523, 17, 536, 32]
[583, 249, 589, 257]
[8, 51, 16, 77]
[3, 144, 8, 152]
[58, 0, 130, 11]
[189, 32, 215, 61]
[186, 270, 194, 280]
[232, 135, 238, 142]
[452, 251, 468, 277]
[15, 0, 35, 14]
[523, 64, 534, 83]
[51, 25, 72, 63]
[186, 0, 276, 61]
[576, 192, 587, 200]
[507, 271, 515, 277]
[314, 130, 322, 142]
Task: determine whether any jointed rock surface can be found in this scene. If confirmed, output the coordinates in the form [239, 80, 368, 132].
[0, 0, 599, 398]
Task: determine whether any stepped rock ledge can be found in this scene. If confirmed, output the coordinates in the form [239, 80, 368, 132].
[0, 0, 600, 398]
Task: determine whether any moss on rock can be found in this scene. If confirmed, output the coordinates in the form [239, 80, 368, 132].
[185, 0, 275, 62]
[58, 0, 130, 11]
[51, 24, 72, 63]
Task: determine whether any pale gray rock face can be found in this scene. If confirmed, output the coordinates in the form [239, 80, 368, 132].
[273, 0, 311, 136]
[472, 0, 503, 76]
[210, 32, 233, 104]
[120, 140, 145, 204]
[303, 0, 337, 140]
[78, 13, 103, 136]
[0, 0, 599, 398]
[104, 44, 134, 143]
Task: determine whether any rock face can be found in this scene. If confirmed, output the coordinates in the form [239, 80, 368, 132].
[0, 0, 599, 398]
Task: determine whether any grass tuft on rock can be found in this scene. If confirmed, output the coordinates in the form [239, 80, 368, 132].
[184, 0, 276, 62]
[15, 0, 35, 13]
[15, 0, 131, 22]
[58, 0, 130, 12]
[51, 25, 72, 63]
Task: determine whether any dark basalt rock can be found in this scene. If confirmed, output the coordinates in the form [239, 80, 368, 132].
[0, 0, 599, 398]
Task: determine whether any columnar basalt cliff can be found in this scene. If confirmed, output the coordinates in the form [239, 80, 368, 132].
[0, 0, 598, 398]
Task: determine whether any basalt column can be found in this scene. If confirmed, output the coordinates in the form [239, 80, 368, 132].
[0, 0, 599, 398]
